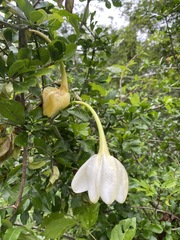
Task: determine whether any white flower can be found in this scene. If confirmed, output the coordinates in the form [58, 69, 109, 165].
[71, 101, 129, 205]
[71, 153, 128, 204]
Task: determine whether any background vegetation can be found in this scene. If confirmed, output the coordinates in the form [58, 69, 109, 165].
[0, 0, 179, 239]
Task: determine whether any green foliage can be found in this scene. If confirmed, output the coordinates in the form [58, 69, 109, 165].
[110, 217, 136, 240]
[0, 99, 25, 125]
[41, 213, 76, 239]
[0, 0, 179, 239]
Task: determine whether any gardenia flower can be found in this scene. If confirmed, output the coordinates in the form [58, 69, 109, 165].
[71, 101, 128, 204]
[42, 62, 70, 117]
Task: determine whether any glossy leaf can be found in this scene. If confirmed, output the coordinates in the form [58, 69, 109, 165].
[41, 213, 76, 239]
[16, 0, 34, 18]
[110, 218, 136, 240]
[74, 203, 100, 229]
[0, 99, 25, 124]
[3, 228, 21, 240]
[8, 60, 25, 77]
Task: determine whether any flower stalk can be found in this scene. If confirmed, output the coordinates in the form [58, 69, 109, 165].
[74, 101, 109, 156]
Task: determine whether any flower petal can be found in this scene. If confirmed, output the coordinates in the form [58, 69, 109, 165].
[115, 160, 128, 203]
[86, 155, 101, 203]
[99, 155, 120, 204]
[71, 159, 90, 193]
[71, 154, 100, 204]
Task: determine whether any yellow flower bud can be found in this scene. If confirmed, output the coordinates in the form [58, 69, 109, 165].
[42, 86, 70, 117]
[42, 61, 70, 117]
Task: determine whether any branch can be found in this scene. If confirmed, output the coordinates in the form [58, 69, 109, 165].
[33, 0, 42, 8]
[0, 205, 16, 211]
[0, 20, 23, 30]
[10, 147, 28, 220]
[132, 205, 180, 221]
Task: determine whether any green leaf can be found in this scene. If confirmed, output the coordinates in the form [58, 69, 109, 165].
[13, 78, 36, 93]
[5, 2, 27, 19]
[48, 40, 66, 61]
[69, 16, 80, 35]
[16, 0, 34, 18]
[17, 48, 32, 60]
[71, 122, 89, 137]
[29, 9, 47, 24]
[105, 0, 111, 8]
[34, 138, 47, 154]
[0, 56, 6, 77]
[0, 99, 25, 124]
[8, 60, 25, 77]
[110, 217, 136, 240]
[67, 107, 89, 121]
[68, 34, 78, 43]
[14, 132, 28, 147]
[63, 43, 77, 60]
[41, 212, 76, 239]
[149, 223, 163, 234]
[133, 179, 156, 196]
[4, 227, 21, 240]
[48, 12, 64, 23]
[3, 28, 13, 42]
[129, 93, 140, 106]
[112, 0, 122, 7]
[31, 67, 54, 77]
[7, 52, 16, 68]
[38, 47, 50, 64]
[16, 198, 31, 214]
[161, 179, 177, 189]
[6, 165, 22, 185]
[28, 160, 46, 170]
[74, 203, 100, 229]
[90, 82, 108, 96]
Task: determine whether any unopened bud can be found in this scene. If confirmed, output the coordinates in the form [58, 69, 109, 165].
[42, 86, 70, 117]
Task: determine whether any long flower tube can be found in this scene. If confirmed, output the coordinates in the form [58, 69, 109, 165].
[71, 101, 128, 204]
[29, 29, 70, 117]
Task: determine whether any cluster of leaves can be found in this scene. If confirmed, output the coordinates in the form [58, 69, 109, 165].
[0, 0, 179, 239]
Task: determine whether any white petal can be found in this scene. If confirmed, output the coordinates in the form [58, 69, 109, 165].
[115, 160, 129, 203]
[71, 154, 101, 204]
[99, 155, 120, 204]
[71, 159, 90, 193]
[86, 155, 101, 203]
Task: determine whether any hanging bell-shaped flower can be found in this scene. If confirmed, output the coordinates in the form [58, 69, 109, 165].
[71, 101, 128, 204]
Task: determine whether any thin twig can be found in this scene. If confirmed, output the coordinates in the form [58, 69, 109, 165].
[0, 205, 16, 211]
[132, 206, 180, 221]
[10, 147, 28, 219]
[33, 0, 42, 7]
[0, 20, 23, 30]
